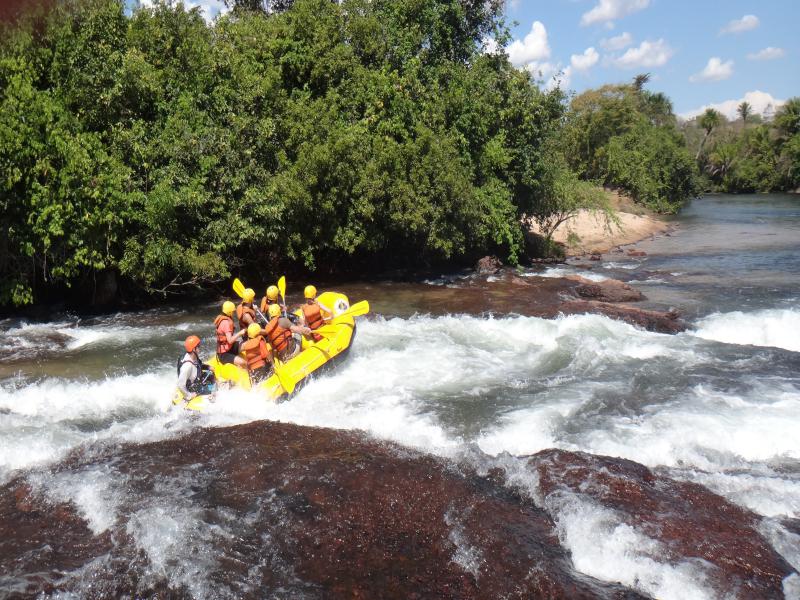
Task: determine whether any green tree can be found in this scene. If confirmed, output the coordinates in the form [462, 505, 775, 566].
[737, 101, 752, 125]
[696, 108, 722, 161]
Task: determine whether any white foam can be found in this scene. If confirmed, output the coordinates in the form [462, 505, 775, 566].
[532, 267, 610, 282]
[545, 492, 716, 600]
[694, 308, 800, 352]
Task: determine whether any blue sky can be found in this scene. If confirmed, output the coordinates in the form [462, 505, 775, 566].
[503, 0, 799, 118]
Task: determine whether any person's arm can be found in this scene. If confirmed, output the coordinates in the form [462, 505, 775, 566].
[317, 300, 333, 321]
[281, 316, 311, 336]
[177, 361, 197, 398]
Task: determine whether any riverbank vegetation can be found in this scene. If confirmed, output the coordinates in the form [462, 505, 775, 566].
[1, 0, 778, 308]
[683, 99, 800, 194]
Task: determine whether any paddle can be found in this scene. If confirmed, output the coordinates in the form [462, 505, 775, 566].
[278, 275, 286, 306]
[272, 355, 294, 394]
[232, 277, 246, 299]
[331, 300, 370, 322]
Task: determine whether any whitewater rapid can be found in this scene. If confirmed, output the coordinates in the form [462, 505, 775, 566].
[2, 307, 799, 599]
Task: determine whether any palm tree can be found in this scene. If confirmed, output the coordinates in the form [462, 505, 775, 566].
[737, 101, 752, 125]
[632, 73, 651, 91]
[696, 108, 722, 160]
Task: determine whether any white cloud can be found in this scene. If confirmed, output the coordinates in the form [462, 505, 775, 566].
[581, 0, 650, 27]
[720, 14, 759, 35]
[139, 0, 228, 24]
[507, 21, 551, 66]
[747, 47, 785, 61]
[526, 62, 571, 91]
[611, 39, 673, 69]
[600, 32, 633, 51]
[680, 90, 785, 121]
[571, 47, 600, 71]
[689, 57, 734, 83]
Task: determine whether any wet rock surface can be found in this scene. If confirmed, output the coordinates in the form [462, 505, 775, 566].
[348, 269, 685, 333]
[0, 421, 647, 599]
[530, 449, 796, 599]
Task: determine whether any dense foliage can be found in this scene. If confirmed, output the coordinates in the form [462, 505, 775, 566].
[683, 98, 800, 193]
[7, 0, 758, 308]
[561, 81, 699, 213]
[1, 0, 572, 306]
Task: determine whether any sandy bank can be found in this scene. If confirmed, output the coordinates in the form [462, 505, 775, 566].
[530, 190, 671, 256]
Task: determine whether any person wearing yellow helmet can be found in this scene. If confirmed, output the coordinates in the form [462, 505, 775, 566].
[236, 288, 258, 332]
[263, 302, 310, 360]
[300, 285, 331, 342]
[240, 322, 272, 382]
[259, 284, 286, 316]
[214, 300, 247, 368]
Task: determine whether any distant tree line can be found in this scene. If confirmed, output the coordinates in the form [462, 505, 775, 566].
[682, 99, 800, 194]
[0, 0, 704, 308]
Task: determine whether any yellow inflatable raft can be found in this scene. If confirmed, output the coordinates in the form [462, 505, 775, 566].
[206, 291, 364, 403]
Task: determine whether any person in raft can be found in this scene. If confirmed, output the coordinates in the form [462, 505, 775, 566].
[241, 323, 272, 383]
[300, 285, 332, 342]
[236, 287, 258, 332]
[214, 301, 247, 368]
[264, 303, 310, 361]
[259, 285, 285, 316]
[177, 335, 215, 399]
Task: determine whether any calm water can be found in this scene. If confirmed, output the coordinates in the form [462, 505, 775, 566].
[1, 194, 799, 599]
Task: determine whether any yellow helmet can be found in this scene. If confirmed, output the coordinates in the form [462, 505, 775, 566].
[243, 288, 255, 302]
[304, 285, 317, 299]
[268, 303, 282, 318]
[267, 285, 279, 301]
[222, 300, 235, 316]
[247, 322, 261, 338]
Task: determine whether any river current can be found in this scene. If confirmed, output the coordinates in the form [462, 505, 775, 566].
[1, 194, 799, 599]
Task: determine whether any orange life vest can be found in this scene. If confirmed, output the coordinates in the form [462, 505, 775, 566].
[236, 303, 256, 329]
[263, 316, 292, 353]
[302, 302, 324, 341]
[241, 337, 269, 371]
[259, 297, 278, 315]
[214, 314, 234, 354]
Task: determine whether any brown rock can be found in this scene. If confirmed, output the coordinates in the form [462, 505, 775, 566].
[530, 449, 795, 600]
[561, 300, 686, 333]
[0, 423, 647, 599]
[566, 276, 644, 303]
[475, 256, 503, 275]
[626, 250, 647, 257]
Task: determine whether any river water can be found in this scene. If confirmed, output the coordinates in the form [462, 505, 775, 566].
[1, 194, 799, 599]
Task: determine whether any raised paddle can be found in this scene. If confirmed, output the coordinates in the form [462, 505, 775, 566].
[330, 300, 370, 322]
[232, 277, 246, 299]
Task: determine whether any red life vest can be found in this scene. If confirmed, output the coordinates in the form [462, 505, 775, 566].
[241, 337, 269, 371]
[214, 314, 234, 354]
[236, 303, 256, 329]
[263, 316, 292, 353]
[302, 302, 324, 341]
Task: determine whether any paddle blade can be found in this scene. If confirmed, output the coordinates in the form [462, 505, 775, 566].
[278, 275, 286, 300]
[273, 357, 295, 394]
[333, 300, 370, 321]
[233, 278, 246, 298]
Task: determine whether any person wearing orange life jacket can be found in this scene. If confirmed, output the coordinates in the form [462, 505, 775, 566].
[263, 303, 310, 360]
[240, 323, 272, 383]
[300, 285, 332, 342]
[236, 288, 259, 332]
[259, 285, 285, 316]
[215, 301, 247, 368]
